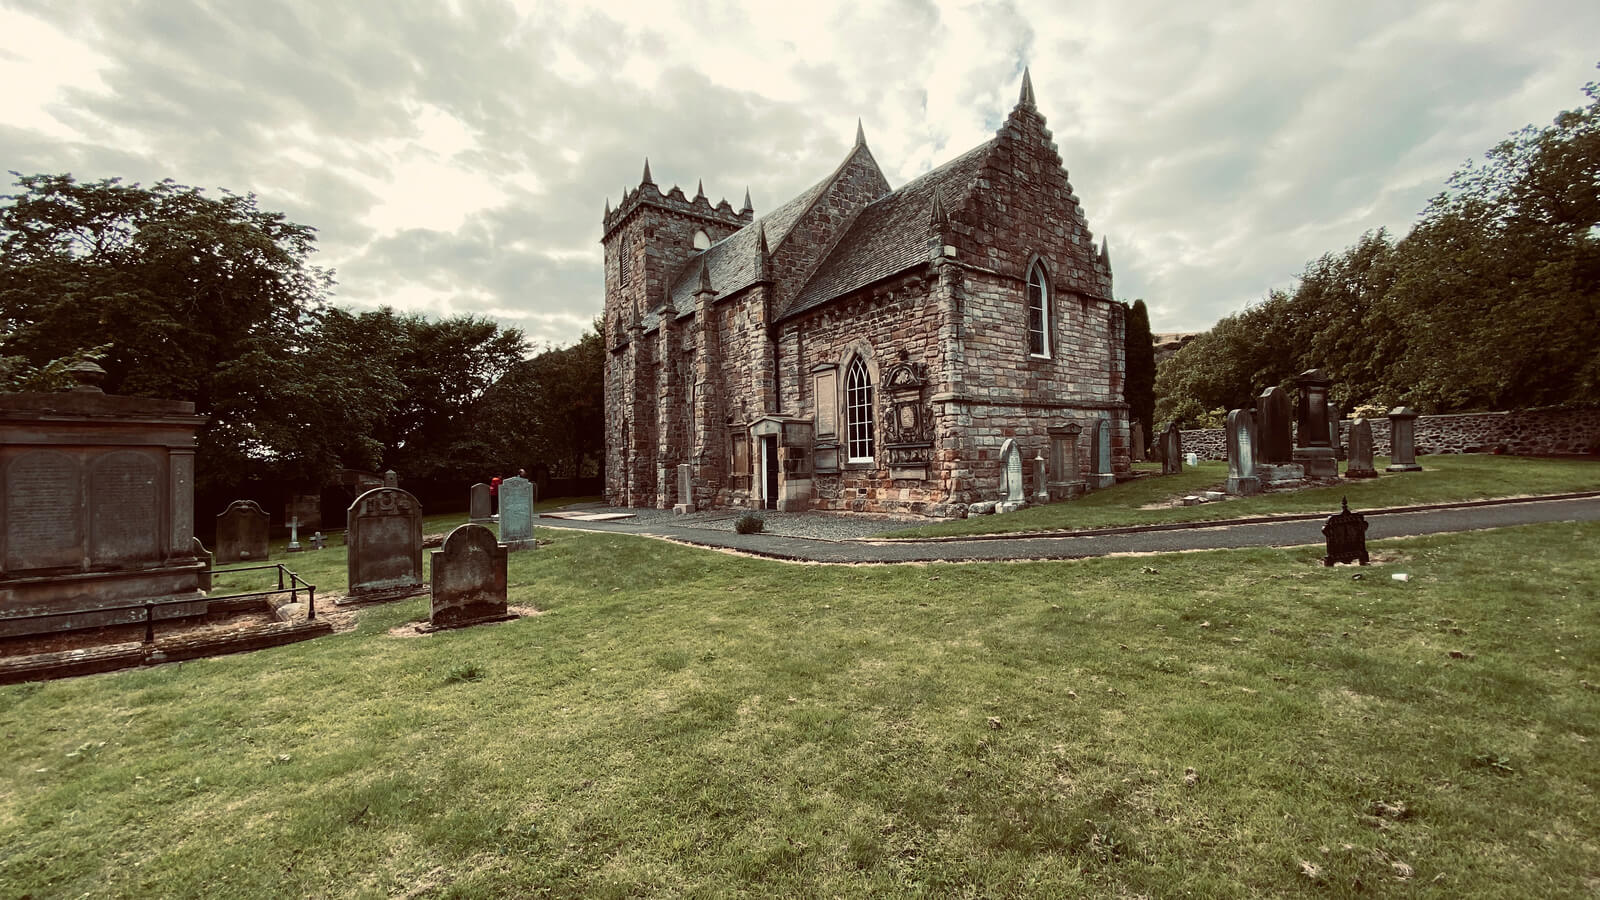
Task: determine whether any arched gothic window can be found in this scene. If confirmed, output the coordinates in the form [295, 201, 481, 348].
[1027, 260, 1050, 357]
[845, 356, 874, 463]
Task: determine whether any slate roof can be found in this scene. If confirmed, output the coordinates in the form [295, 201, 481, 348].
[781, 139, 995, 321]
[641, 174, 832, 333]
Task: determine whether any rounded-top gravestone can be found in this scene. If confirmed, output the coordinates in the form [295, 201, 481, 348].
[342, 487, 426, 605]
[426, 523, 513, 631]
[216, 500, 269, 562]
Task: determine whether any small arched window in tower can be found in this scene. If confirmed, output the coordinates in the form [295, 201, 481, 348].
[692, 229, 711, 250]
[845, 355, 875, 463]
[1027, 260, 1050, 357]
[619, 238, 631, 286]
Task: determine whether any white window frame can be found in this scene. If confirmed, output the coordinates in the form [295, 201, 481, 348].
[845, 356, 875, 463]
[1027, 260, 1050, 358]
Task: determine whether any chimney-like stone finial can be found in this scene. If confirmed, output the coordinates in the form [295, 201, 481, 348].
[641, 158, 654, 185]
[930, 186, 948, 230]
[694, 179, 706, 200]
[741, 187, 753, 213]
[1019, 66, 1035, 108]
[696, 258, 714, 295]
[855, 118, 866, 147]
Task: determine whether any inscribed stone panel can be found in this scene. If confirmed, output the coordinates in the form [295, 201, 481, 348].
[814, 369, 838, 437]
[499, 476, 535, 547]
[90, 450, 161, 566]
[3, 450, 82, 572]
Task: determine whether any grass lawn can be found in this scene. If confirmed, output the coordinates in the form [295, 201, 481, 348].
[2, 520, 1597, 897]
[879, 454, 1600, 538]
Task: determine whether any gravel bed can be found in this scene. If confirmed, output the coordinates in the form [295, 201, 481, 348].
[556, 504, 924, 541]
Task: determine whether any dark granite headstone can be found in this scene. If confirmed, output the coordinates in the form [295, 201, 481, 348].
[1257, 387, 1293, 464]
[342, 487, 426, 604]
[426, 523, 512, 630]
[1344, 418, 1378, 478]
[498, 476, 535, 550]
[1161, 422, 1182, 475]
[1387, 407, 1422, 472]
[469, 482, 492, 522]
[216, 500, 269, 562]
[1225, 408, 1260, 495]
[1292, 369, 1337, 477]
[1322, 497, 1369, 566]
[1046, 423, 1086, 500]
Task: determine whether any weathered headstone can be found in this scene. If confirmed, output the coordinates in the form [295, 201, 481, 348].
[1322, 497, 1369, 566]
[1257, 387, 1293, 464]
[1344, 418, 1378, 478]
[498, 475, 536, 551]
[673, 463, 695, 515]
[1046, 423, 1086, 500]
[1161, 422, 1182, 475]
[1225, 408, 1260, 495]
[310, 531, 326, 550]
[216, 500, 269, 562]
[286, 516, 302, 553]
[997, 439, 1025, 512]
[468, 482, 492, 523]
[1292, 369, 1337, 478]
[1130, 421, 1145, 463]
[383, 469, 399, 488]
[1032, 453, 1050, 505]
[1386, 407, 1422, 472]
[1329, 409, 1346, 461]
[342, 487, 426, 604]
[424, 523, 513, 631]
[1087, 417, 1115, 490]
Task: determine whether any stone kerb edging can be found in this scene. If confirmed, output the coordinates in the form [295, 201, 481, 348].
[855, 490, 1600, 544]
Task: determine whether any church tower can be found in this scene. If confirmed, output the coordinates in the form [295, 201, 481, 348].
[601, 161, 751, 506]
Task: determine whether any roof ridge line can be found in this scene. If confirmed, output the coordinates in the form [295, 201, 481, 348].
[764, 140, 887, 266]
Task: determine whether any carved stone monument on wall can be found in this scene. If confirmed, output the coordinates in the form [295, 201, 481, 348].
[342, 486, 426, 604]
[1225, 408, 1261, 495]
[1, 363, 208, 638]
[1046, 423, 1086, 500]
[497, 475, 536, 551]
[424, 523, 513, 631]
[216, 500, 269, 562]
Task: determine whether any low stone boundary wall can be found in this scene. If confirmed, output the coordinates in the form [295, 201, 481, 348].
[1180, 407, 1600, 460]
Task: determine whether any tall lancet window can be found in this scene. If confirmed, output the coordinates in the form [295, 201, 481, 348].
[619, 238, 630, 286]
[845, 356, 874, 463]
[1027, 260, 1050, 357]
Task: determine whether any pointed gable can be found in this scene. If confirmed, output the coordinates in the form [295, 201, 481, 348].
[782, 140, 993, 320]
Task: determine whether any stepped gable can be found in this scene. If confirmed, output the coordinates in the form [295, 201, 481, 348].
[781, 140, 993, 320]
[640, 177, 831, 334]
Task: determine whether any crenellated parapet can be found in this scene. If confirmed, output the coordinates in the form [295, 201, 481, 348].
[602, 160, 752, 241]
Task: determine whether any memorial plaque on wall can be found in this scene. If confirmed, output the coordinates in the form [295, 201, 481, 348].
[813, 369, 838, 437]
[90, 450, 162, 566]
[3, 449, 83, 572]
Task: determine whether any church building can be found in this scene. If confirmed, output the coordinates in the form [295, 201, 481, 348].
[601, 70, 1129, 517]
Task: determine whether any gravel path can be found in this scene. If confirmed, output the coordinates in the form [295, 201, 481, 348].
[540, 496, 1600, 563]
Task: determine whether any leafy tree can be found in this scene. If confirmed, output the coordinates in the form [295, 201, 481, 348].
[477, 324, 604, 479]
[1122, 299, 1156, 437]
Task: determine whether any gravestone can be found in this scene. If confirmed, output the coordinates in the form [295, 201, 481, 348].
[342, 487, 426, 604]
[1386, 407, 1422, 472]
[673, 463, 695, 515]
[1292, 369, 1337, 478]
[1087, 417, 1115, 490]
[1322, 497, 1369, 566]
[193, 537, 214, 593]
[1257, 387, 1293, 464]
[1, 364, 207, 638]
[286, 517, 302, 553]
[1046, 423, 1086, 500]
[285, 493, 321, 533]
[1031, 453, 1049, 505]
[498, 475, 536, 551]
[1344, 418, 1378, 478]
[1225, 408, 1260, 495]
[384, 469, 399, 488]
[216, 500, 269, 562]
[1161, 423, 1182, 475]
[1329, 409, 1346, 461]
[424, 523, 513, 631]
[997, 439, 1026, 513]
[1130, 421, 1145, 463]
[468, 482, 492, 522]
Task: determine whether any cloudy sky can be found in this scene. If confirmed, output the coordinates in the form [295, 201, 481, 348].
[3, 1, 1596, 348]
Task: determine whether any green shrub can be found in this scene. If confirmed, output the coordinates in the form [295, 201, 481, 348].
[734, 512, 765, 534]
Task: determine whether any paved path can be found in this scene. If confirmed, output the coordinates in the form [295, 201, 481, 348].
[537, 496, 1600, 563]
